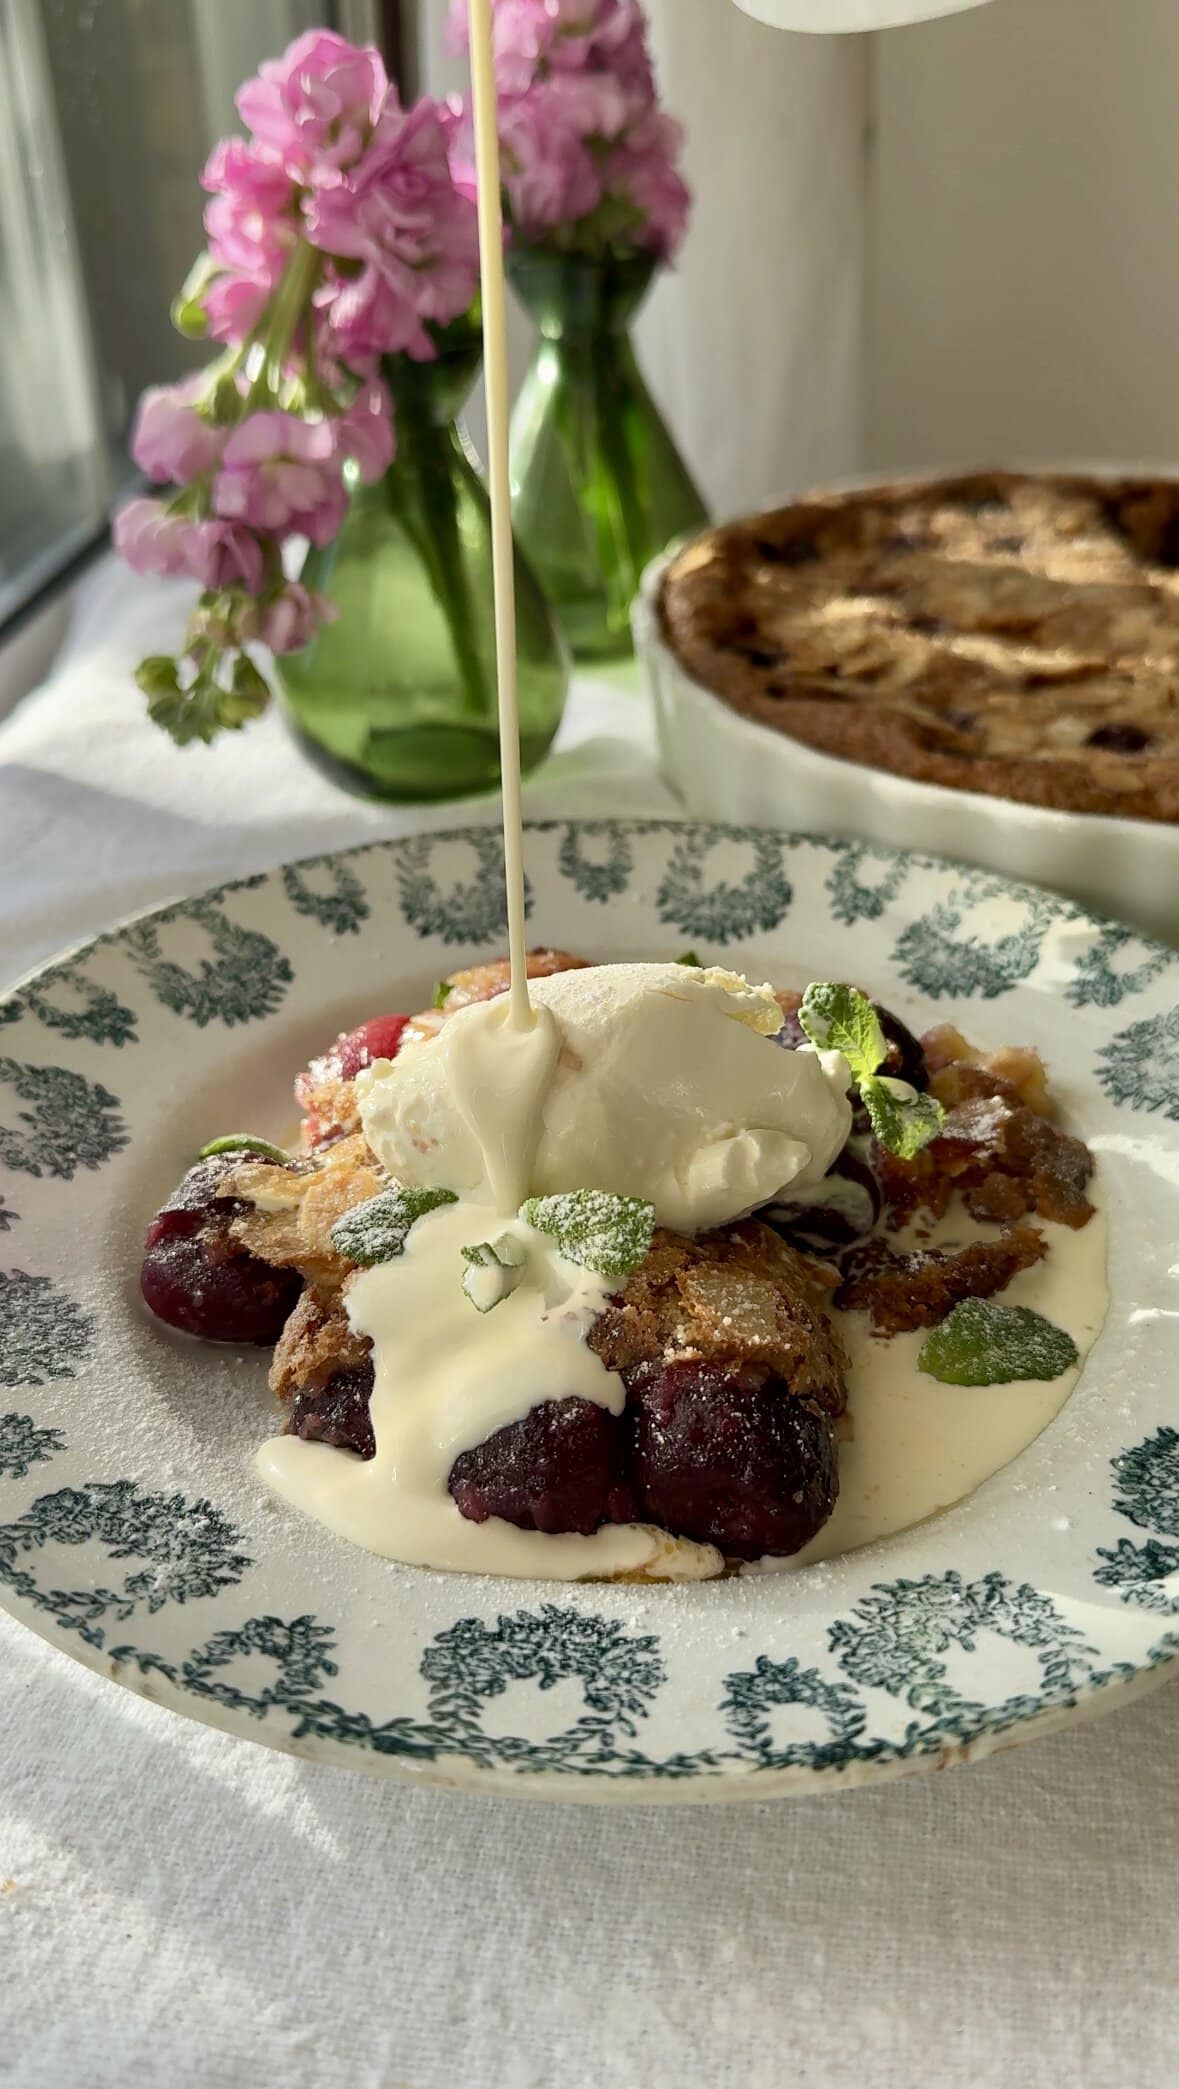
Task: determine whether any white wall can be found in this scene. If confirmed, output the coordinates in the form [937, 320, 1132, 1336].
[866, 0, 1179, 474]
[637, 3, 868, 516]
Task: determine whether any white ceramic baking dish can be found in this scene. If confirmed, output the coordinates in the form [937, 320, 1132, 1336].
[635, 532, 1179, 948]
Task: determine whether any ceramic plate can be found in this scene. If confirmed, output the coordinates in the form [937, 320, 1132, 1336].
[2, 821, 1177, 1803]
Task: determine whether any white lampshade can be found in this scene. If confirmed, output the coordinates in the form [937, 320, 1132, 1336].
[734, 0, 993, 28]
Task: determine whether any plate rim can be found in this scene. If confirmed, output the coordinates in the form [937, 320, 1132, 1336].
[2, 815, 1176, 1803]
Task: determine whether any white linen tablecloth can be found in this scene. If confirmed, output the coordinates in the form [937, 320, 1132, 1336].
[2, 559, 1176, 2089]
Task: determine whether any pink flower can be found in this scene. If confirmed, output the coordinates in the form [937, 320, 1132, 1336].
[238, 581, 337, 654]
[308, 98, 479, 360]
[131, 377, 224, 485]
[445, 0, 689, 257]
[202, 139, 297, 279]
[236, 31, 387, 180]
[214, 411, 348, 546]
[499, 88, 604, 231]
[335, 378, 396, 482]
[114, 499, 266, 592]
[202, 273, 273, 347]
[201, 138, 299, 344]
[607, 116, 690, 259]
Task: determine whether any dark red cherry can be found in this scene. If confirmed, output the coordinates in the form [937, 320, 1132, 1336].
[778, 994, 928, 1090]
[449, 1396, 632, 1536]
[140, 1156, 301, 1345]
[287, 1362, 376, 1460]
[626, 1359, 839, 1560]
[762, 1146, 881, 1256]
[140, 1228, 301, 1344]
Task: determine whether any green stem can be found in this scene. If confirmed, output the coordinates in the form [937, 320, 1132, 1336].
[383, 359, 490, 721]
[592, 338, 649, 603]
[247, 239, 323, 409]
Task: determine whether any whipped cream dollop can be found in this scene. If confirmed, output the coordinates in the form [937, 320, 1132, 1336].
[357, 962, 852, 1234]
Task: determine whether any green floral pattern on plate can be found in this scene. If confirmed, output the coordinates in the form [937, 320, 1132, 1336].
[0, 1059, 127, 1179]
[0, 821, 1175, 1798]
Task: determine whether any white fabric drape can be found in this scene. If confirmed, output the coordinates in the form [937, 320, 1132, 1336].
[636, 3, 868, 517]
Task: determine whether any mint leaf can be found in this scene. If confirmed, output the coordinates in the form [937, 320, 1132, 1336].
[460, 1235, 525, 1313]
[433, 980, 454, 1009]
[520, 1190, 655, 1280]
[676, 949, 701, 968]
[799, 981, 944, 1159]
[918, 1299, 1079, 1386]
[798, 982, 886, 1082]
[198, 1133, 292, 1166]
[860, 1081, 946, 1162]
[330, 1185, 457, 1267]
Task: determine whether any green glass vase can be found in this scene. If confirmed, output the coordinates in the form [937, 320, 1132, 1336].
[508, 247, 708, 662]
[277, 328, 569, 802]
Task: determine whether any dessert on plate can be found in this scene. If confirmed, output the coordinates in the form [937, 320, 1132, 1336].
[140, 950, 1106, 1582]
[658, 470, 1179, 823]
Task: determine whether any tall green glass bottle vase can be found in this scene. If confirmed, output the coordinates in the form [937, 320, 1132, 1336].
[508, 247, 708, 662]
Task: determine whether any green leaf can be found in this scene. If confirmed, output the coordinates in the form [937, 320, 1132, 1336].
[330, 1185, 457, 1268]
[198, 1134, 292, 1166]
[798, 981, 886, 1084]
[799, 981, 944, 1160]
[860, 1081, 946, 1162]
[675, 949, 701, 968]
[520, 1190, 655, 1280]
[433, 980, 454, 1009]
[140, 648, 269, 748]
[918, 1299, 1079, 1386]
[460, 1235, 525, 1313]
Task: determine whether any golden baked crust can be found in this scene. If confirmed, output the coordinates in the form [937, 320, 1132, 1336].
[589, 1220, 848, 1418]
[659, 470, 1179, 823]
[269, 1287, 369, 1402]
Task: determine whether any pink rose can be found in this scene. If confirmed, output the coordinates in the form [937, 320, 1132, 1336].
[131, 377, 224, 486]
[214, 411, 347, 546]
[236, 31, 387, 181]
[114, 499, 266, 592]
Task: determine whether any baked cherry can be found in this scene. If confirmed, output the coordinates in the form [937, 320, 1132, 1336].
[777, 990, 929, 1139]
[140, 1156, 302, 1345]
[287, 1362, 376, 1460]
[626, 1359, 839, 1559]
[762, 1146, 881, 1256]
[449, 1397, 632, 1536]
[332, 1015, 412, 1081]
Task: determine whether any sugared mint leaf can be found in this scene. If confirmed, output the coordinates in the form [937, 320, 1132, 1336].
[799, 981, 944, 1160]
[520, 1190, 655, 1280]
[331, 1185, 457, 1268]
[860, 1080, 946, 1162]
[918, 1299, 1079, 1386]
[460, 1236, 525, 1313]
[798, 982, 886, 1082]
[199, 1133, 292, 1166]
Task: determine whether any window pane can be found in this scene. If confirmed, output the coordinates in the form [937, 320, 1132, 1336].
[0, 0, 329, 626]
